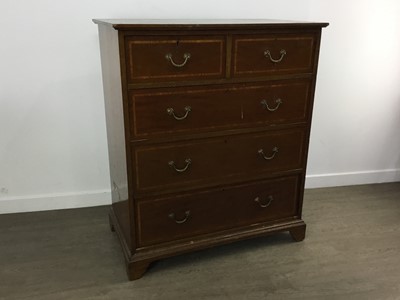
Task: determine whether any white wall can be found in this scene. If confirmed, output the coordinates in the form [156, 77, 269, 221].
[0, 0, 399, 213]
[306, 0, 400, 187]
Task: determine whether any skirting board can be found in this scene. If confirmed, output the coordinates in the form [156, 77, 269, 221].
[1, 169, 399, 214]
[305, 168, 400, 189]
[0, 190, 111, 214]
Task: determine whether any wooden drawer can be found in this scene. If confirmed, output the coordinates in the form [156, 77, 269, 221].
[125, 36, 226, 83]
[232, 34, 315, 77]
[130, 80, 311, 138]
[137, 176, 299, 246]
[133, 128, 305, 194]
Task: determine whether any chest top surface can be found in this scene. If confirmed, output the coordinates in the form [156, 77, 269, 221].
[92, 19, 329, 30]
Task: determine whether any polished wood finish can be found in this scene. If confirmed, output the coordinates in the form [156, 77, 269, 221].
[232, 34, 316, 76]
[125, 36, 226, 83]
[97, 24, 133, 249]
[289, 224, 307, 242]
[130, 79, 311, 138]
[94, 19, 328, 280]
[93, 19, 329, 30]
[137, 176, 299, 246]
[133, 128, 305, 194]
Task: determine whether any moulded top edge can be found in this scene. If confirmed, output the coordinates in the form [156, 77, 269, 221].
[92, 19, 329, 30]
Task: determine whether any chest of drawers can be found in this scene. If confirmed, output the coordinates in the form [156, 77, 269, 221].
[93, 19, 328, 280]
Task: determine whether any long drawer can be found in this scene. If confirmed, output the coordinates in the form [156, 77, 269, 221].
[133, 128, 306, 194]
[130, 80, 311, 138]
[137, 176, 299, 246]
[232, 34, 316, 77]
[125, 35, 226, 83]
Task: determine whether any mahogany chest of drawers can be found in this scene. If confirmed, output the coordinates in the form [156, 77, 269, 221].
[93, 19, 328, 280]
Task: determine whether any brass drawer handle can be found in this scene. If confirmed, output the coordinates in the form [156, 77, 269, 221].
[168, 158, 192, 173]
[165, 53, 191, 67]
[169, 210, 191, 224]
[167, 106, 192, 121]
[258, 147, 279, 160]
[261, 98, 283, 112]
[264, 49, 286, 63]
[255, 196, 273, 208]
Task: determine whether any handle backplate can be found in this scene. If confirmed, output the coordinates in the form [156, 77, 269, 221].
[264, 49, 287, 63]
[169, 210, 191, 224]
[167, 106, 191, 121]
[258, 147, 279, 160]
[165, 53, 191, 67]
[255, 195, 274, 208]
[261, 98, 283, 112]
[168, 158, 192, 173]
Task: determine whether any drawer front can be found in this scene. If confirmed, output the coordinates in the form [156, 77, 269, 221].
[233, 34, 315, 77]
[133, 128, 306, 193]
[130, 80, 311, 137]
[125, 36, 226, 83]
[137, 176, 299, 246]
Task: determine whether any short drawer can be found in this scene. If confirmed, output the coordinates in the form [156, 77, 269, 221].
[232, 34, 316, 77]
[130, 80, 311, 138]
[137, 176, 299, 246]
[133, 128, 306, 194]
[125, 36, 226, 83]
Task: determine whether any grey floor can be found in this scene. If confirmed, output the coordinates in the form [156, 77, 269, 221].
[1, 183, 400, 300]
